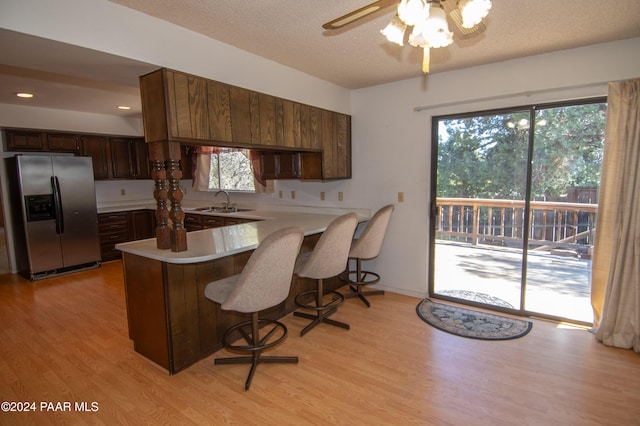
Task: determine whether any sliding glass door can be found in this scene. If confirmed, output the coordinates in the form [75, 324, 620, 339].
[430, 99, 606, 323]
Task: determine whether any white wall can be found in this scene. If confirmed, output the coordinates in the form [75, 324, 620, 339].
[0, 0, 351, 114]
[1, 0, 638, 297]
[346, 38, 640, 298]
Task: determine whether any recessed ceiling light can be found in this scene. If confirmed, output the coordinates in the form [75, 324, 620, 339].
[117, 105, 131, 110]
[16, 92, 34, 98]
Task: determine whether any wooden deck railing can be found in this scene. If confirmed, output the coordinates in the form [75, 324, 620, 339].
[436, 198, 598, 253]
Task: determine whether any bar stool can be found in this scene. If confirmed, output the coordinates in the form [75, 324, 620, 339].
[342, 204, 394, 307]
[293, 213, 358, 336]
[204, 227, 304, 391]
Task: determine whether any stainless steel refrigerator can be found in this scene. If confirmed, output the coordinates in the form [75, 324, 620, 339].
[6, 155, 101, 280]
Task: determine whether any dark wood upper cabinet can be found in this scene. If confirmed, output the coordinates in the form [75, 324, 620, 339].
[259, 151, 322, 181]
[81, 135, 110, 180]
[109, 137, 151, 179]
[132, 138, 152, 179]
[258, 93, 277, 147]
[229, 86, 254, 144]
[207, 81, 233, 143]
[4, 129, 44, 151]
[139, 68, 351, 180]
[321, 111, 351, 180]
[46, 133, 80, 153]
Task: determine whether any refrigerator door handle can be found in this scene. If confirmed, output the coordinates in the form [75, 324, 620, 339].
[51, 176, 64, 234]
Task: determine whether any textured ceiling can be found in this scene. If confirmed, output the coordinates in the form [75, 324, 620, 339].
[109, 0, 640, 89]
[1, 0, 639, 117]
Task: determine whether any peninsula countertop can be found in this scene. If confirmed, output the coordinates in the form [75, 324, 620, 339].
[115, 209, 368, 264]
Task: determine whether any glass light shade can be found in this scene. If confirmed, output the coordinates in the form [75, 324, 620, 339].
[409, 6, 453, 49]
[397, 0, 429, 27]
[381, 15, 407, 46]
[459, 0, 492, 28]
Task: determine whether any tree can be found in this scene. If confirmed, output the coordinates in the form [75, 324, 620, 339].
[436, 102, 606, 201]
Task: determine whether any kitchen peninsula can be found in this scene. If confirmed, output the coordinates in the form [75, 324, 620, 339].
[116, 208, 368, 374]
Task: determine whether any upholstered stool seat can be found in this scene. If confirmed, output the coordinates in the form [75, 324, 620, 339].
[293, 213, 358, 336]
[342, 204, 394, 307]
[204, 227, 304, 391]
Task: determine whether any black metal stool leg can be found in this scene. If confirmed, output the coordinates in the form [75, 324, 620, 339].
[294, 278, 349, 336]
[342, 259, 385, 307]
[214, 312, 297, 391]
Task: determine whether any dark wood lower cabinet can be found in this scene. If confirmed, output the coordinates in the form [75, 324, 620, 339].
[99, 210, 156, 261]
[121, 233, 341, 374]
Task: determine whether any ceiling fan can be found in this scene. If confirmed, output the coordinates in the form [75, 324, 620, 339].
[323, 0, 492, 73]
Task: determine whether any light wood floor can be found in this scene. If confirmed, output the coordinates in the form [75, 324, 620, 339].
[0, 261, 638, 425]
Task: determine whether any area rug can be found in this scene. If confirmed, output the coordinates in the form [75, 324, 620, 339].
[436, 289, 514, 308]
[416, 299, 532, 340]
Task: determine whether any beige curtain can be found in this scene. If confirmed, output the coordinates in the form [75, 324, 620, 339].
[591, 78, 640, 352]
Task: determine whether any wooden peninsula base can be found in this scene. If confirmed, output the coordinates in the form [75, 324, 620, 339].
[121, 233, 344, 374]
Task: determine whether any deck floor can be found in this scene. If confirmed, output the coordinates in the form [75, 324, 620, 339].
[434, 241, 593, 323]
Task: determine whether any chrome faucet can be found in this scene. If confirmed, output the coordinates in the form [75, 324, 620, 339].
[214, 190, 231, 210]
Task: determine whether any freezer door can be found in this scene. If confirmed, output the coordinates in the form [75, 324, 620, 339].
[52, 156, 102, 267]
[15, 156, 64, 273]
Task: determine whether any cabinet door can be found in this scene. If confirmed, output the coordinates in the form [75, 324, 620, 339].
[277, 153, 298, 179]
[207, 81, 233, 143]
[4, 130, 44, 151]
[260, 151, 278, 180]
[309, 107, 323, 150]
[46, 133, 80, 153]
[230, 86, 251, 144]
[131, 210, 156, 240]
[109, 138, 134, 179]
[180, 145, 194, 180]
[184, 214, 202, 232]
[334, 113, 351, 179]
[321, 111, 352, 179]
[258, 93, 277, 147]
[132, 138, 152, 179]
[81, 135, 110, 180]
[201, 216, 225, 229]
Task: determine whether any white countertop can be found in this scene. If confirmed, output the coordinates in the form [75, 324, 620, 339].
[115, 209, 368, 264]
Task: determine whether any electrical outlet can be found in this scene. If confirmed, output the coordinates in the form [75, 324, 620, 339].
[398, 191, 404, 202]
[120, 188, 126, 196]
[320, 191, 325, 201]
[338, 192, 343, 201]
[291, 190, 296, 199]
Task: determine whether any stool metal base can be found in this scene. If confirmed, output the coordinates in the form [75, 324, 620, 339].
[341, 259, 385, 308]
[294, 278, 349, 336]
[215, 313, 298, 391]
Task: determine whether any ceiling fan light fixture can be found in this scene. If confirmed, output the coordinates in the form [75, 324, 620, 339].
[397, 0, 429, 27]
[422, 47, 431, 74]
[381, 14, 407, 46]
[409, 6, 453, 49]
[458, 0, 492, 29]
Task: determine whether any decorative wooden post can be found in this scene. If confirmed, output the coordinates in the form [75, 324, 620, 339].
[152, 158, 170, 250]
[148, 140, 187, 252]
[166, 152, 187, 252]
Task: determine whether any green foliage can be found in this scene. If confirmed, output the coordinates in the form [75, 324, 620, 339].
[436, 102, 606, 200]
[208, 150, 256, 191]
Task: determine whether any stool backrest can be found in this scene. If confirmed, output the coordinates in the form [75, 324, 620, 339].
[221, 227, 304, 313]
[297, 213, 358, 280]
[350, 204, 394, 260]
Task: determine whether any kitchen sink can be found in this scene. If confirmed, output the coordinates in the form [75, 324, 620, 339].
[192, 207, 254, 214]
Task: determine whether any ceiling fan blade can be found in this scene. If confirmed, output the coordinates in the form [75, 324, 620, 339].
[442, 0, 486, 39]
[323, 0, 398, 30]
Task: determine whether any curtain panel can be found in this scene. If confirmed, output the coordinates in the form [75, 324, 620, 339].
[591, 78, 640, 352]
